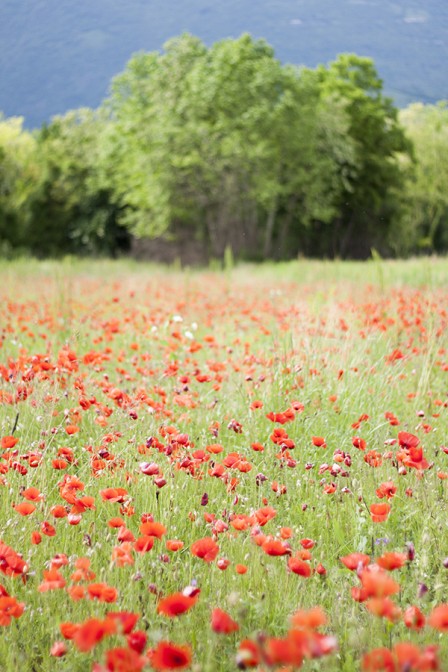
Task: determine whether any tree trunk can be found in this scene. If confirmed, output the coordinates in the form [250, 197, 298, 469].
[263, 204, 276, 259]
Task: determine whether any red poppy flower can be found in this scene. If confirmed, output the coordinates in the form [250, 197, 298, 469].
[362, 647, 394, 671]
[105, 646, 146, 672]
[0, 542, 28, 577]
[360, 566, 400, 598]
[429, 604, 448, 631]
[139, 521, 167, 539]
[50, 642, 67, 657]
[13, 502, 36, 516]
[87, 583, 118, 603]
[107, 611, 140, 635]
[288, 556, 312, 577]
[261, 538, 291, 556]
[100, 488, 128, 503]
[127, 630, 147, 654]
[236, 639, 261, 669]
[150, 641, 192, 670]
[376, 552, 407, 571]
[73, 617, 116, 652]
[190, 537, 219, 562]
[398, 431, 419, 448]
[291, 607, 327, 629]
[1, 436, 18, 449]
[211, 608, 239, 634]
[0, 595, 25, 626]
[365, 597, 401, 622]
[403, 605, 426, 630]
[38, 568, 66, 592]
[157, 592, 198, 617]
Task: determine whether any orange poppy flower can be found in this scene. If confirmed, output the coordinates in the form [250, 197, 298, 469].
[376, 552, 407, 571]
[375, 481, 397, 499]
[22, 487, 43, 501]
[13, 502, 36, 516]
[38, 568, 66, 592]
[255, 506, 277, 526]
[112, 542, 134, 567]
[60, 622, 79, 640]
[166, 540, 184, 552]
[139, 521, 167, 539]
[235, 564, 248, 575]
[340, 553, 371, 571]
[41, 521, 57, 537]
[100, 487, 128, 503]
[87, 583, 118, 603]
[365, 597, 401, 622]
[360, 566, 400, 598]
[370, 503, 391, 523]
[291, 607, 327, 629]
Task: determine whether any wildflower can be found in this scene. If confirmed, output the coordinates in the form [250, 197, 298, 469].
[149, 641, 192, 670]
[211, 608, 239, 634]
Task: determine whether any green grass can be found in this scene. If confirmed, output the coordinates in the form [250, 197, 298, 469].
[0, 257, 447, 671]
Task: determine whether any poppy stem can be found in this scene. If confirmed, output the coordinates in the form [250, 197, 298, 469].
[11, 412, 19, 435]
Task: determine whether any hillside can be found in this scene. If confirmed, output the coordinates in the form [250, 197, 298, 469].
[1, 0, 447, 127]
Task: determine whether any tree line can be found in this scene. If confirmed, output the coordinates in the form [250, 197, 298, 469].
[1, 34, 447, 261]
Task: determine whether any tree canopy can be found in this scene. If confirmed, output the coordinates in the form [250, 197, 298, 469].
[0, 34, 446, 260]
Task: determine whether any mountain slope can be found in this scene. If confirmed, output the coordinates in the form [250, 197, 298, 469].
[1, 0, 447, 127]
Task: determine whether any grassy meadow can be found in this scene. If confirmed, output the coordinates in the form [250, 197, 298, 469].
[0, 257, 447, 671]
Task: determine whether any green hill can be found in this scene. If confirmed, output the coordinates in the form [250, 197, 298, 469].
[1, 0, 447, 127]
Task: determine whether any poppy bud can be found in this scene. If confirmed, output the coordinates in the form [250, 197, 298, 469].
[406, 542, 415, 562]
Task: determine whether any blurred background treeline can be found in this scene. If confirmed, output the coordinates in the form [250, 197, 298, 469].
[1, 34, 447, 261]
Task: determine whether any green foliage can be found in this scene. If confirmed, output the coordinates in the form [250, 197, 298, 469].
[0, 33, 446, 260]
[28, 109, 130, 257]
[312, 54, 412, 257]
[0, 116, 36, 253]
[399, 102, 448, 253]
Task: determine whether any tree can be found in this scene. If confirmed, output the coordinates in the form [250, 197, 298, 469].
[28, 109, 130, 257]
[314, 54, 411, 258]
[106, 33, 346, 259]
[0, 115, 36, 253]
[399, 102, 448, 253]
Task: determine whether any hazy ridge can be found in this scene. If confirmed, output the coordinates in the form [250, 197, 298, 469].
[1, 0, 447, 127]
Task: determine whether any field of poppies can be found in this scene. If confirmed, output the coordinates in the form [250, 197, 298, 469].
[0, 257, 447, 672]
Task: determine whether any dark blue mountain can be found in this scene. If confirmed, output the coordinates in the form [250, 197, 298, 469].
[1, 0, 447, 127]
